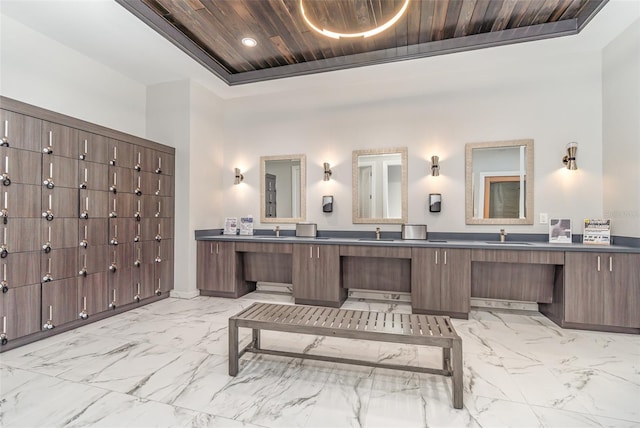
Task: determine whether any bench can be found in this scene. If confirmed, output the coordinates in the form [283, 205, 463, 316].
[228, 302, 463, 409]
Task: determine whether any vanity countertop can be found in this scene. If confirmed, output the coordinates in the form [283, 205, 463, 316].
[195, 233, 640, 253]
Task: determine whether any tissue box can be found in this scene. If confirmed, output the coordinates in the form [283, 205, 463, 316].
[401, 224, 427, 240]
[296, 223, 317, 237]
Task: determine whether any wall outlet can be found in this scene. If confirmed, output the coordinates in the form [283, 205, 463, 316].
[539, 213, 548, 224]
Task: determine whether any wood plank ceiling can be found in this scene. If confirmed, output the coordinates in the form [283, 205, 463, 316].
[117, 0, 608, 85]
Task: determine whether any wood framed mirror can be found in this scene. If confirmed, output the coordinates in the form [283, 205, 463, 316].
[465, 139, 534, 225]
[260, 154, 306, 224]
[352, 147, 408, 224]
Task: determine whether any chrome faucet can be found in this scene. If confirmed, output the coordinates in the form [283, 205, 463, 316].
[375, 227, 381, 240]
[499, 228, 507, 242]
[275, 226, 280, 237]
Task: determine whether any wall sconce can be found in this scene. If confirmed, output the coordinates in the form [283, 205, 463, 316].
[323, 162, 332, 181]
[430, 155, 440, 176]
[562, 143, 578, 170]
[234, 168, 244, 185]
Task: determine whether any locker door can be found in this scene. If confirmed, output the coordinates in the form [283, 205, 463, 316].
[0, 109, 42, 152]
[0, 283, 41, 342]
[42, 278, 78, 328]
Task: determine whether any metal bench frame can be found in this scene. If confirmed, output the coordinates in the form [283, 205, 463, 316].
[229, 302, 463, 409]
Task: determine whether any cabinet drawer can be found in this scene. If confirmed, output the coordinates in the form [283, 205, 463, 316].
[236, 241, 293, 254]
[471, 249, 564, 265]
[340, 245, 412, 259]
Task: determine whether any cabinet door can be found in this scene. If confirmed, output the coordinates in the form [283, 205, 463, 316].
[42, 156, 78, 189]
[315, 245, 341, 302]
[42, 277, 78, 327]
[42, 187, 79, 219]
[80, 190, 109, 220]
[564, 252, 603, 324]
[79, 219, 108, 249]
[108, 166, 134, 195]
[292, 244, 316, 300]
[604, 254, 640, 328]
[108, 266, 133, 307]
[79, 161, 108, 191]
[42, 121, 78, 159]
[42, 247, 78, 281]
[0, 109, 42, 152]
[109, 218, 135, 246]
[154, 259, 173, 294]
[5, 184, 41, 217]
[78, 131, 108, 165]
[107, 139, 134, 169]
[79, 244, 108, 274]
[197, 241, 236, 293]
[0, 283, 41, 340]
[293, 244, 340, 303]
[42, 218, 79, 250]
[4, 218, 40, 253]
[440, 249, 471, 313]
[143, 150, 173, 176]
[411, 248, 442, 311]
[3, 252, 40, 289]
[78, 272, 108, 316]
[0, 147, 41, 185]
[133, 262, 155, 300]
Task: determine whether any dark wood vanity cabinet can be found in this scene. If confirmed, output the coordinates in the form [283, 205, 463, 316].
[411, 248, 471, 318]
[564, 252, 640, 328]
[293, 244, 343, 307]
[197, 241, 245, 297]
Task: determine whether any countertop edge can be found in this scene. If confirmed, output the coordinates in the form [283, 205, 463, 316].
[194, 235, 640, 253]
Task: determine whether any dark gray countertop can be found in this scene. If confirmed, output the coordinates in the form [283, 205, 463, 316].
[195, 233, 640, 253]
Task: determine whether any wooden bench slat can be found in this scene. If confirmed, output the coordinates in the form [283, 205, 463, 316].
[241, 302, 267, 319]
[298, 306, 317, 324]
[253, 303, 280, 321]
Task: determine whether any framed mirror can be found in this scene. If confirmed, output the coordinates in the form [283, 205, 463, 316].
[465, 139, 534, 225]
[352, 147, 408, 224]
[260, 154, 306, 224]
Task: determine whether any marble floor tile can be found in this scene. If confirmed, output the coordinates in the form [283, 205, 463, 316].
[1, 293, 638, 428]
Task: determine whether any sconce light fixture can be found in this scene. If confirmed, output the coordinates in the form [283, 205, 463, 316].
[234, 168, 244, 185]
[430, 155, 440, 176]
[562, 143, 578, 170]
[323, 162, 332, 181]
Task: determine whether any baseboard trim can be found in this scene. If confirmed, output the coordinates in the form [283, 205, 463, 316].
[170, 289, 200, 299]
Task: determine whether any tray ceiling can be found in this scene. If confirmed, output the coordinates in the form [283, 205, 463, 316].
[117, 0, 608, 86]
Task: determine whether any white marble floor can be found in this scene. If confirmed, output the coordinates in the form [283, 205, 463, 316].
[1, 291, 639, 428]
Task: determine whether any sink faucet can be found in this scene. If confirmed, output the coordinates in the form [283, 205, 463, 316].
[275, 226, 280, 237]
[499, 228, 507, 242]
[375, 227, 381, 240]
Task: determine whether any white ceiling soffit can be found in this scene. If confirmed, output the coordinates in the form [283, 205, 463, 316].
[1, 0, 639, 100]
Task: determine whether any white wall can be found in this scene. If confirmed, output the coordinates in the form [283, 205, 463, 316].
[603, 19, 640, 238]
[146, 80, 225, 296]
[146, 80, 194, 297]
[217, 49, 604, 235]
[0, 14, 146, 137]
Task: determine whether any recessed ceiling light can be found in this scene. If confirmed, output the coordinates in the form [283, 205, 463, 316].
[241, 37, 257, 47]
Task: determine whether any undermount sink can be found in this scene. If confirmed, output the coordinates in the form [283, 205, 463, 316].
[485, 241, 531, 245]
[314, 237, 330, 240]
[358, 238, 395, 242]
[428, 240, 447, 243]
